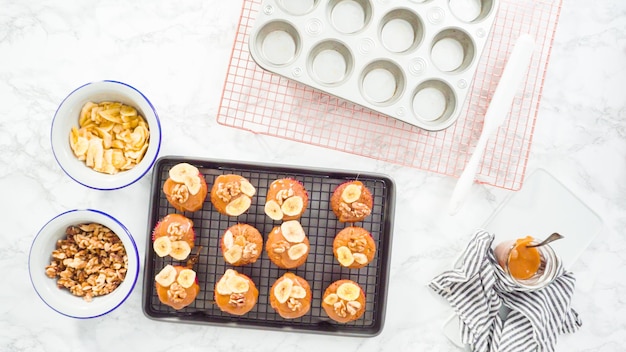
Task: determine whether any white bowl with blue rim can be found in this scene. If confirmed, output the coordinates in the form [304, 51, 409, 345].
[51, 80, 162, 190]
[28, 209, 140, 318]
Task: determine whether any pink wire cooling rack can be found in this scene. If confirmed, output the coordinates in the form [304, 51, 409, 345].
[217, 0, 562, 191]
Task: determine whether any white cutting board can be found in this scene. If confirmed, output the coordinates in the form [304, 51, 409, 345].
[442, 168, 603, 348]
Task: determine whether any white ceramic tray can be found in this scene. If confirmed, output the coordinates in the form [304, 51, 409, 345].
[442, 168, 603, 348]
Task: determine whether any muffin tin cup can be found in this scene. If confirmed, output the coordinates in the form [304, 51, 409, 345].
[249, 0, 499, 131]
[142, 156, 395, 336]
[308, 40, 354, 86]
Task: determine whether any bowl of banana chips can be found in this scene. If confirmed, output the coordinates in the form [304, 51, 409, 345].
[51, 80, 161, 190]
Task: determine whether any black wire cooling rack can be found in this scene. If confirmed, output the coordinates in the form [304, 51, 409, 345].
[142, 156, 395, 336]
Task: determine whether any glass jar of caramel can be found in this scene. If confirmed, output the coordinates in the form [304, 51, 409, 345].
[493, 236, 560, 290]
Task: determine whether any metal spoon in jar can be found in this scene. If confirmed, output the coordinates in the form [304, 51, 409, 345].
[526, 232, 564, 248]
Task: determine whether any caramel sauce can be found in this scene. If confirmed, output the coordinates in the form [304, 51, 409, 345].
[508, 236, 541, 280]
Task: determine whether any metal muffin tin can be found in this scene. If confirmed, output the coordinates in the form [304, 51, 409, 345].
[248, 0, 499, 131]
[142, 156, 395, 336]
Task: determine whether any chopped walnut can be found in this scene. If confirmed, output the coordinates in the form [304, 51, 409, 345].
[216, 181, 242, 202]
[275, 188, 294, 205]
[287, 297, 302, 311]
[229, 293, 246, 307]
[63, 257, 86, 269]
[271, 240, 290, 254]
[167, 282, 187, 303]
[339, 201, 372, 219]
[45, 263, 58, 277]
[45, 223, 128, 302]
[333, 301, 348, 318]
[351, 202, 372, 216]
[346, 300, 362, 315]
[332, 299, 361, 317]
[171, 183, 190, 204]
[166, 221, 185, 240]
[347, 235, 368, 253]
[242, 242, 258, 261]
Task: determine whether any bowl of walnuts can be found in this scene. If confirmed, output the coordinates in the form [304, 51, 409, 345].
[51, 80, 162, 190]
[28, 209, 140, 318]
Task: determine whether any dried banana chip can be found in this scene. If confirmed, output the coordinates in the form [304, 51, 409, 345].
[69, 127, 89, 157]
[111, 149, 126, 169]
[120, 105, 137, 117]
[99, 109, 123, 124]
[98, 120, 115, 132]
[79, 102, 96, 126]
[90, 106, 101, 123]
[86, 137, 103, 169]
[69, 101, 150, 174]
[111, 140, 125, 149]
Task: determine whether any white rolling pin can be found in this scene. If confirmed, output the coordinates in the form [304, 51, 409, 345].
[448, 33, 536, 216]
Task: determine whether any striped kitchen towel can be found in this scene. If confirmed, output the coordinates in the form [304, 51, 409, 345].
[429, 229, 582, 352]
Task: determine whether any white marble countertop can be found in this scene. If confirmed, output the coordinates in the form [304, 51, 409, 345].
[2, 0, 625, 351]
